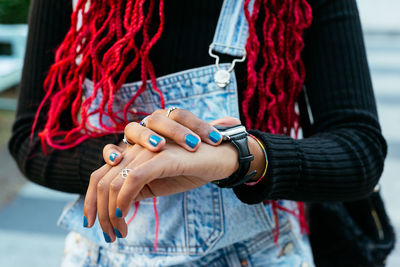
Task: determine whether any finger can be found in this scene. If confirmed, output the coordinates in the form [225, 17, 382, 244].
[97, 174, 118, 243]
[124, 122, 166, 152]
[109, 177, 128, 238]
[209, 116, 241, 126]
[156, 109, 223, 146]
[144, 113, 203, 151]
[116, 161, 163, 217]
[84, 164, 111, 228]
[93, 148, 142, 242]
[103, 144, 124, 166]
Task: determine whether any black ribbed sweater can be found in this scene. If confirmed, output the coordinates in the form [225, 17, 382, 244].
[9, 0, 387, 204]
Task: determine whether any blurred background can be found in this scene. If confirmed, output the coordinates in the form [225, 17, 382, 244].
[0, 0, 399, 266]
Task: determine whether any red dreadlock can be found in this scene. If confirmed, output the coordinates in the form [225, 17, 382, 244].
[32, 0, 311, 149]
[32, 0, 165, 150]
[32, 0, 312, 245]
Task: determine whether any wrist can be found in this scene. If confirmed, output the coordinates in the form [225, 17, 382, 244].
[247, 136, 267, 181]
[212, 125, 256, 187]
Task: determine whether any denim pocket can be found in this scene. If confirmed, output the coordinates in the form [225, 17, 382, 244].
[61, 65, 238, 256]
[113, 185, 223, 255]
[184, 184, 224, 254]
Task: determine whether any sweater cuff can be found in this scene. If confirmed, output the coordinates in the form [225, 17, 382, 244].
[233, 130, 301, 204]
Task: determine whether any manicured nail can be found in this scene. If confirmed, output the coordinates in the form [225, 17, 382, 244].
[185, 134, 199, 149]
[83, 216, 88, 228]
[114, 228, 122, 238]
[103, 232, 111, 243]
[116, 208, 123, 218]
[209, 131, 222, 143]
[149, 135, 162, 147]
[109, 152, 118, 162]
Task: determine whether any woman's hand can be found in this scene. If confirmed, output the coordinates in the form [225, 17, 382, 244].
[102, 108, 241, 166]
[84, 140, 239, 243]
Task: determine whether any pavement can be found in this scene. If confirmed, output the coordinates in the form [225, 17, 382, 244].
[0, 2, 399, 266]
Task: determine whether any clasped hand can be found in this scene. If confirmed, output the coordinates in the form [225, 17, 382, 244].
[83, 109, 241, 243]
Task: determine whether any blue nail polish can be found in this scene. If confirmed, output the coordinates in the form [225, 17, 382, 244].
[209, 131, 221, 143]
[114, 228, 122, 238]
[83, 216, 88, 228]
[103, 232, 111, 243]
[109, 152, 118, 162]
[185, 134, 199, 149]
[149, 135, 162, 147]
[116, 208, 123, 218]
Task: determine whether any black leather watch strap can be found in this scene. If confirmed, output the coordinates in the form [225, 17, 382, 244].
[213, 127, 257, 188]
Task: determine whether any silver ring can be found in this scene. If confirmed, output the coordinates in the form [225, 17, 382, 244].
[139, 115, 151, 127]
[120, 167, 132, 179]
[122, 135, 133, 146]
[166, 107, 178, 118]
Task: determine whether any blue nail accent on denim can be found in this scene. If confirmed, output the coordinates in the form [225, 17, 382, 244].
[103, 232, 111, 243]
[109, 152, 118, 162]
[185, 134, 199, 148]
[114, 228, 122, 238]
[83, 216, 88, 228]
[209, 131, 221, 143]
[149, 135, 162, 147]
[116, 208, 123, 218]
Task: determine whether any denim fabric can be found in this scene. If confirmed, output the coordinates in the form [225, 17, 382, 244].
[62, 223, 313, 267]
[59, 0, 314, 265]
[59, 63, 314, 266]
[211, 0, 254, 57]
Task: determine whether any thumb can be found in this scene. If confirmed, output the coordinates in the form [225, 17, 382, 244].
[103, 144, 124, 166]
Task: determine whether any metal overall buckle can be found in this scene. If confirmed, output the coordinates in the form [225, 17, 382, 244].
[208, 45, 246, 88]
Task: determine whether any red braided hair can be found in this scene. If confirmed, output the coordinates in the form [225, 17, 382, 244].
[243, 0, 312, 134]
[32, 0, 312, 246]
[32, 0, 165, 150]
[33, 0, 311, 150]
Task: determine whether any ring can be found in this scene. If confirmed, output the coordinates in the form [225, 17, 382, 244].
[120, 167, 132, 179]
[122, 135, 133, 146]
[166, 107, 178, 118]
[139, 115, 151, 127]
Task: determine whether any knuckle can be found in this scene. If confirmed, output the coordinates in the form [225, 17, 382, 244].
[90, 170, 101, 182]
[146, 113, 159, 126]
[170, 125, 184, 140]
[110, 180, 122, 192]
[124, 122, 138, 135]
[193, 123, 207, 136]
[153, 109, 164, 115]
[98, 217, 109, 226]
[127, 170, 139, 182]
[170, 108, 185, 121]
[97, 179, 108, 192]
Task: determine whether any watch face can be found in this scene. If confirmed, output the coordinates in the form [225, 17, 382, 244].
[214, 125, 246, 141]
[214, 124, 242, 131]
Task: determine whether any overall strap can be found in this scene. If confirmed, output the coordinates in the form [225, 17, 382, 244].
[210, 0, 255, 57]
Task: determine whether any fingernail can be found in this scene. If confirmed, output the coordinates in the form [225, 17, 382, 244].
[103, 232, 111, 243]
[185, 134, 199, 149]
[83, 216, 88, 228]
[114, 228, 122, 238]
[209, 131, 221, 143]
[116, 207, 123, 218]
[149, 135, 162, 147]
[109, 152, 118, 162]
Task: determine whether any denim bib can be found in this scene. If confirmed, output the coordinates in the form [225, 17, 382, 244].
[59, 0, 313, 266]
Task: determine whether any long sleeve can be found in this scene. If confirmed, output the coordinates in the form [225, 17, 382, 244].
[7, 0, 222, 194]
[233, 0, 387, 203]
[8, 0, 122, 194]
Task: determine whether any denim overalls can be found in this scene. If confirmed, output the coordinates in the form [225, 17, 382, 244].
[59, 0, 314, 266]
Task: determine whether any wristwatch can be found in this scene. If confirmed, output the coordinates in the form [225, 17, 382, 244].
[212, 125, 257, 188]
